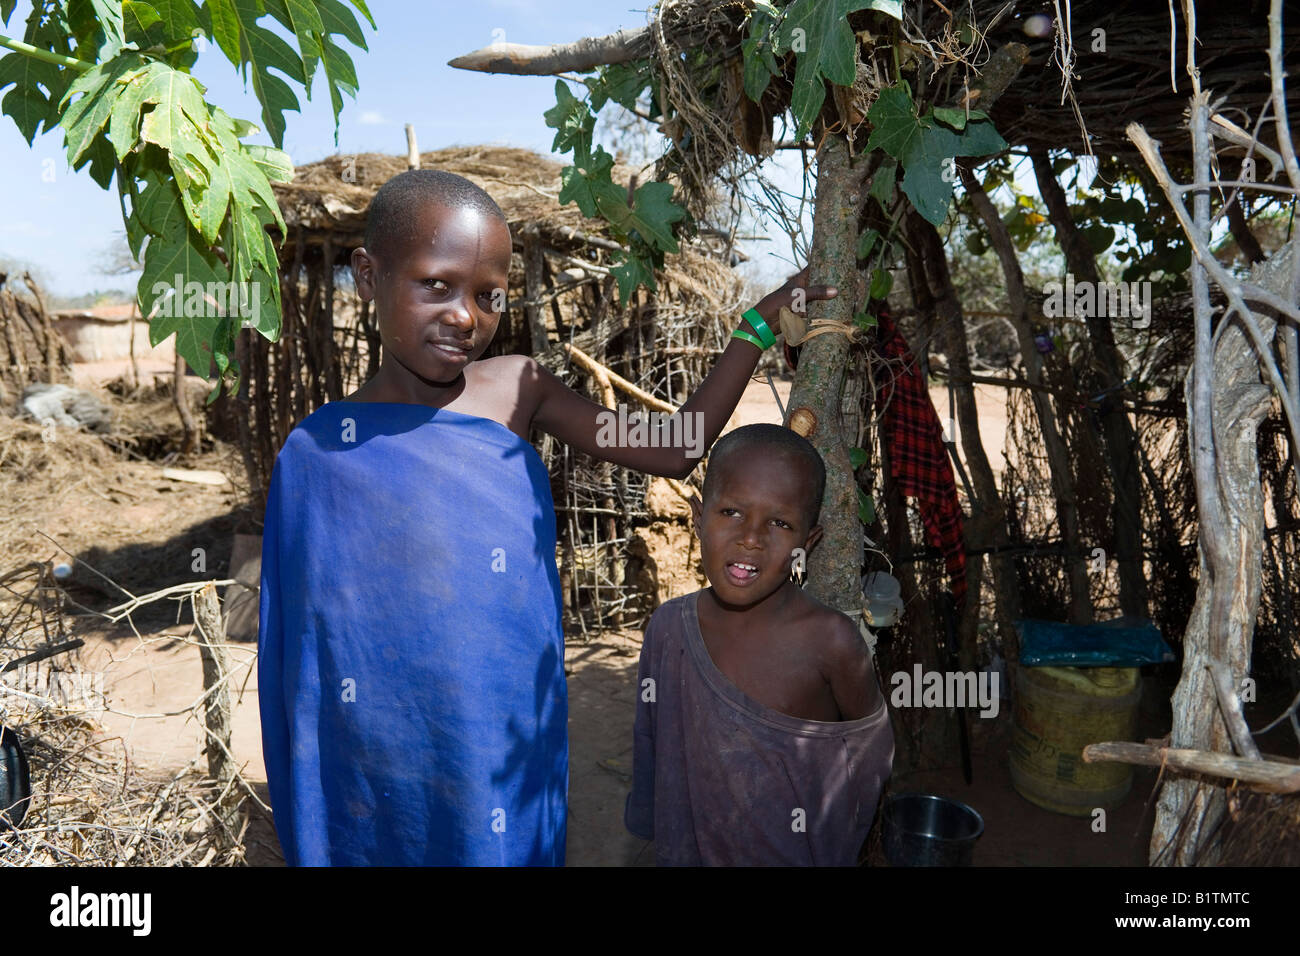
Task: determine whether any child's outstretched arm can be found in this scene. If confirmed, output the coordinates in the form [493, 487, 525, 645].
[524, 269, 836, 479]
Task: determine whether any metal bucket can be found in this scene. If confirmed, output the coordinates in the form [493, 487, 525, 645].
[882, 793, 984, 866]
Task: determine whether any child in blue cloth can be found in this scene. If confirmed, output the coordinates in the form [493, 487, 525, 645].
[257, 169, 836, 865]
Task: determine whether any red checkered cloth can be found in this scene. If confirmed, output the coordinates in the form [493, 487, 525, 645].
[874, 312, 967, 607]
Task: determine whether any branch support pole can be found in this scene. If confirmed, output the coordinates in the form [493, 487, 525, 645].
[784, 135, 864, 617]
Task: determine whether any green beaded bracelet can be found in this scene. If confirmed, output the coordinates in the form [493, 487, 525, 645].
[730, 328, 767, 350]
[741, 307, 778, 349]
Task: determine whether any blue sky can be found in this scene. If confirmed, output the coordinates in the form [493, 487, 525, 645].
[2, 0, 805, 298]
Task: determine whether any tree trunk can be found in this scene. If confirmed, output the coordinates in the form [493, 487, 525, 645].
[1149, 84, 1292, 859]
[784, 135, 866, 615]
[1032, 150, 1147, 619]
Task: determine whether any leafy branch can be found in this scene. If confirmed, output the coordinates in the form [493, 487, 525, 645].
[0, 0, 373, 396]
[545, 67, 688, 303]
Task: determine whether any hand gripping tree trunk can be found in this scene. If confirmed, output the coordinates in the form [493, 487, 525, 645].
[784, 136, 866, 614]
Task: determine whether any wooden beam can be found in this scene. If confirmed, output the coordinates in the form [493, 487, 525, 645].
[562, 342, 674, 413]
[448, 28, 649, 75]
[1083, 741, 1300, 794]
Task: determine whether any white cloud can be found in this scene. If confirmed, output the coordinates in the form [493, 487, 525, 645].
[358, 111, 387, 125]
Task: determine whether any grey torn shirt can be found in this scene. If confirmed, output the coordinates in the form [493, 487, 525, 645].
[624, 591, 894, 866]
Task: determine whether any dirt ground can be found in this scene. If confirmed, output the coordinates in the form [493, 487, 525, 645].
[9, 367, 1164, 867]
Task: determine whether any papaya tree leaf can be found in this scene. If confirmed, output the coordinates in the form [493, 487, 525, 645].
[137, 184, 229, 374]
[777, 0, 899, 138]
[58, 51, 150, 164]
[229, 0, 307, 148]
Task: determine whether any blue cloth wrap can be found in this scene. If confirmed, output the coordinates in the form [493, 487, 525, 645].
[258, 403, 567, 865]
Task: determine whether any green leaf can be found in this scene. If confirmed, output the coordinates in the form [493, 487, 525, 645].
[133, 166, 176, 235]
[318, 34, 358, 141]
[122, 1, 166, 50]
[849, 446, 868, 469]
[224, 204, 282, 337]
[611, 252, 656, 304]
[778, 0, 880, 139]
[853, 311, 877, 330]
[856, 227, 880, 260]
[544, 79, 594, 157]
[182, 105, 289, 245]
[869, 267, 892, 299]
[931, 106, 988, 130]
[244, 142, 294, 182]
[58, 52, 150, 165]
[857, 488, 876, 524]
[70, 0, 127, 61]
[586, 60, 648, 112]
[864, 82, 919, 160]
[345, 0, 375, 29]
[868, 83, 1007, 226]
[618, 180, 686, 254]
[558, 145, 618, 219]
[932, 106, 967, 130]
[1083, 222, 1114, 254]
[119, 61, 217, 192]
[72, 133, 118, 188]
[203, 0, 243, 68]
[263, 0, 325, 92]
[230, 0, 308, 148]
[145, 0, 203, 47]
[0, 52, 58, 142]
[0, 5, 77, 143]
[137, 184, 229, 376]
[741, 2, 780, 103]
[316, 0, 368, 50]
[869, 157, 897, 207]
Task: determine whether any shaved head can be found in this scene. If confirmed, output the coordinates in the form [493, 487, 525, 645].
[364, 169, 508, 265]
[703, 423, 826, 527]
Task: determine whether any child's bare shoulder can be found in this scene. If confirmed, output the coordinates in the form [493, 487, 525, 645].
[468, 354, 547, 402]
[780, 590, 873, 671]
[790, 590, 867, 660]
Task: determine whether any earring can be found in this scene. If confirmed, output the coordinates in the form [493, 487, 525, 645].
[790, 546, 807, 588]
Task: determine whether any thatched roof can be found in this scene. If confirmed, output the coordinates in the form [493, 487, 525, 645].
[269, 145, 631, 256]
[967, 1, 1300, 163]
